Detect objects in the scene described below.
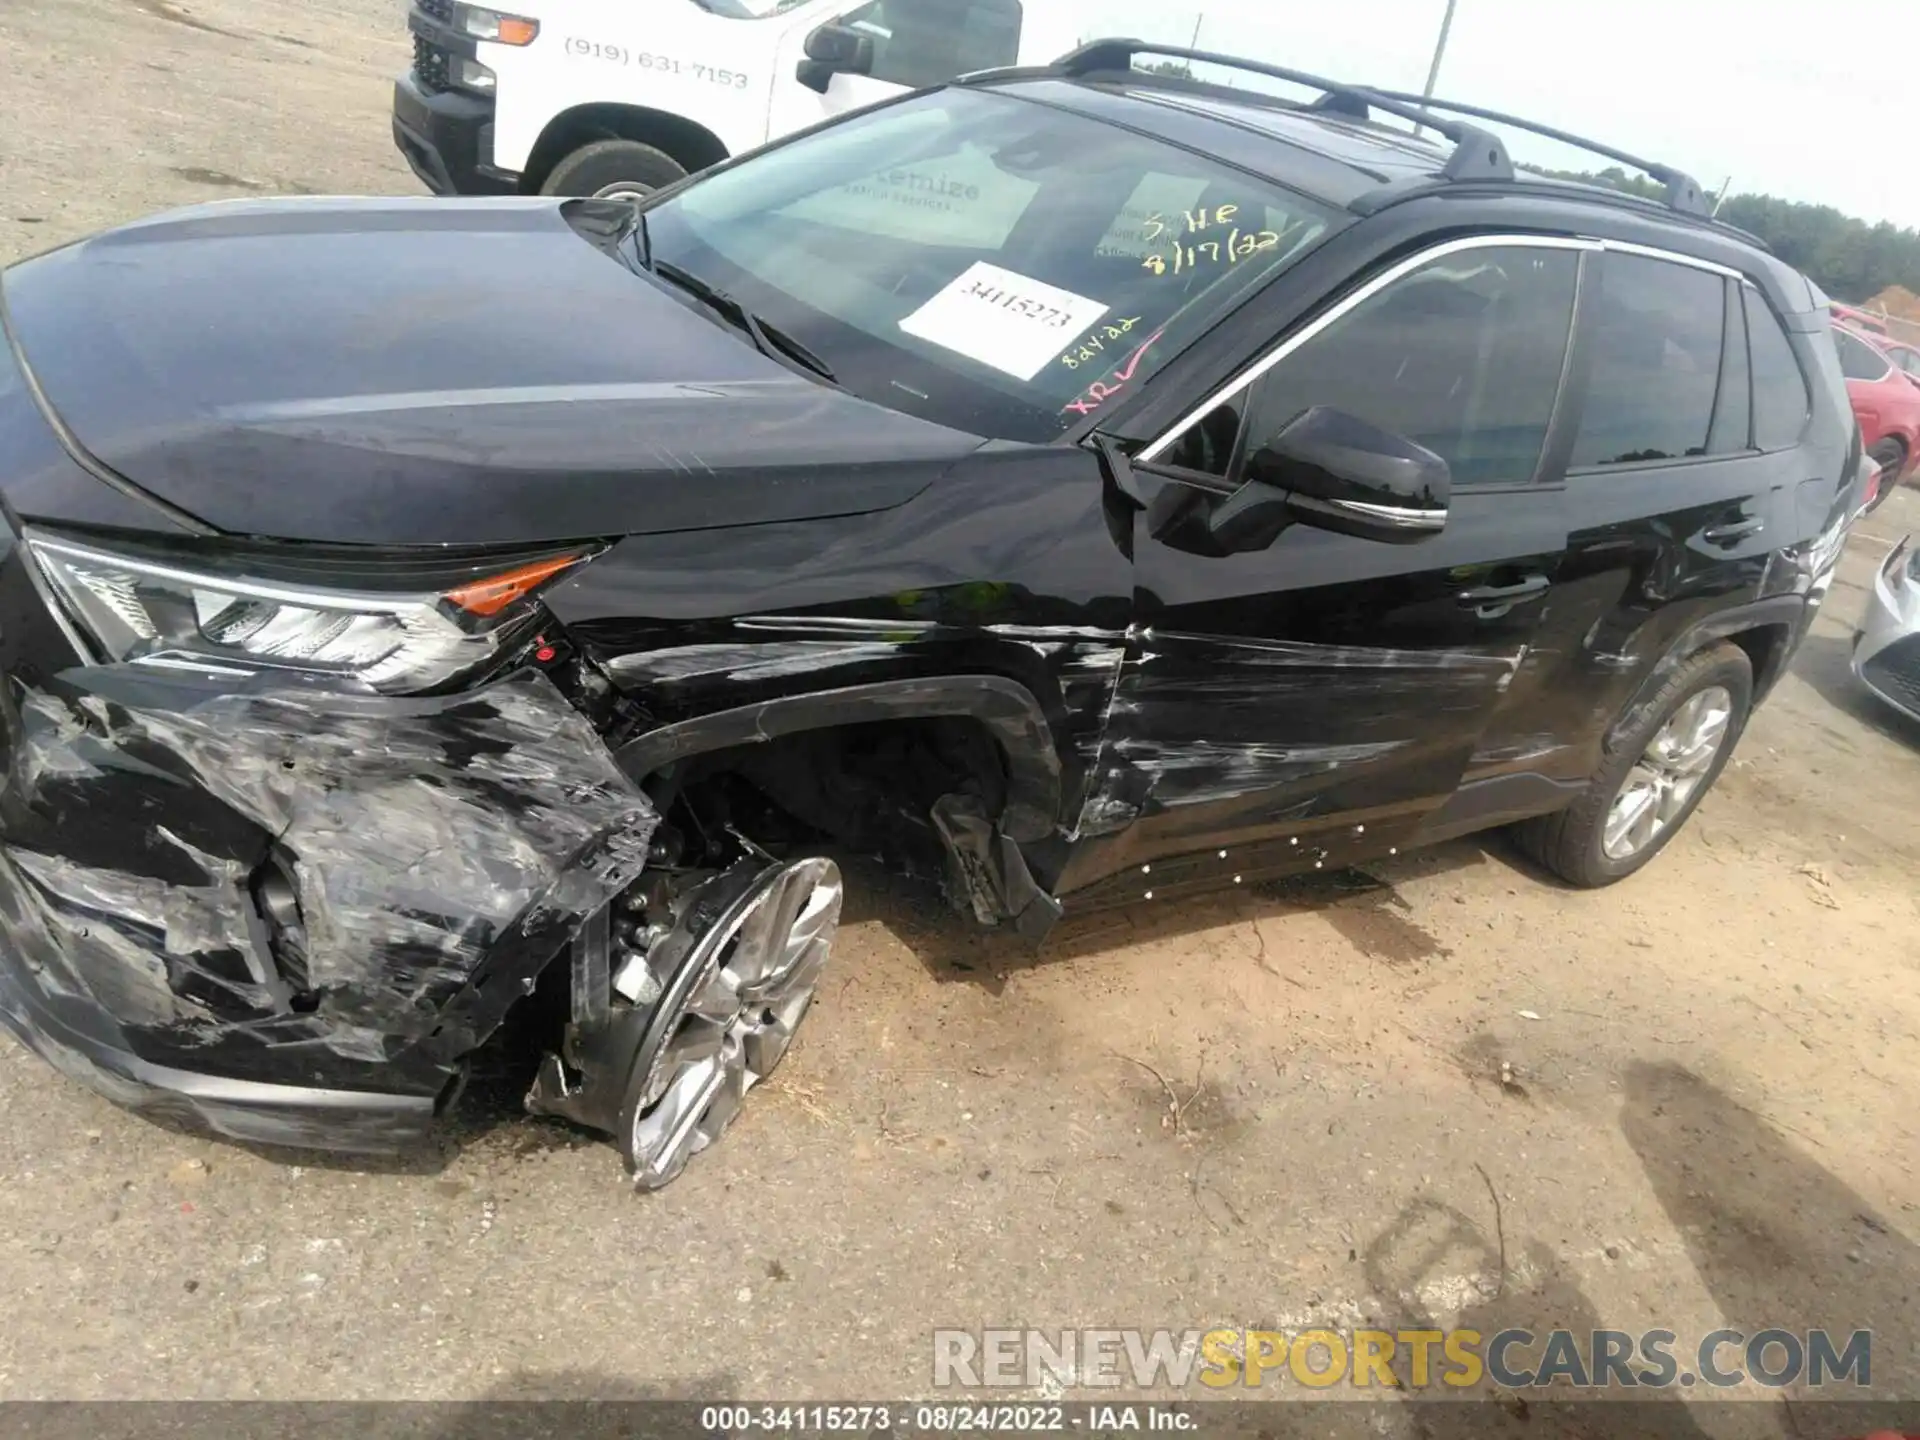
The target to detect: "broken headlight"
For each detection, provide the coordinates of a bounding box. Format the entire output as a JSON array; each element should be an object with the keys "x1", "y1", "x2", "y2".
[{"x1": 24, "y1": 532, "x2": 588, "y2": 694}]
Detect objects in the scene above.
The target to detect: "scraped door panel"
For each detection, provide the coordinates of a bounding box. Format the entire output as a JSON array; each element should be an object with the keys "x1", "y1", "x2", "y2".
[
  {"x1": 1056, "y1": 239, "x2": 1581, "y2": 896},
  {"x1": 1072, "y1": 489, "x2": 1565, "y2": 871}
]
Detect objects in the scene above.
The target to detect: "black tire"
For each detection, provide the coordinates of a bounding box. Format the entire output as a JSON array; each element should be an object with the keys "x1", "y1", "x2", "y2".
[
  {"x1": 1865, "y1": 437, "x2": 1907, "y2": 514},
  {"x1": 539, "y1": 139, "x2": 686, "y2": 200},
  {"x1": 1510, "y1": 642, "x2": 1753, "y2": 887}
]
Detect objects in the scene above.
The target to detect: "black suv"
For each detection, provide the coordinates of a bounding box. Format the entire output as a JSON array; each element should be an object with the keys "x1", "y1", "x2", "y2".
[{"x1": 0, "y1": 42, "x2": 1862, "y2": 1186}]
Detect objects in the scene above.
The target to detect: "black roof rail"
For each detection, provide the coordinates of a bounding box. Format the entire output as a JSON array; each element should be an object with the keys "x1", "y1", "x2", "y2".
[
  {"x1": 1052, "y1": 39, "x2": 1513, "y2": 182},
  {"x1": 1348, "y1": 89, "x2": 1710, "y2": 216},
  {"x1": 1050, "y1": 39, "x2": 1711, "y2": 219}
]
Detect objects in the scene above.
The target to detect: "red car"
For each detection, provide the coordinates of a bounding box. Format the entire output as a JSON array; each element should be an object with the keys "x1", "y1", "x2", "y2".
[
  {"x1": 1834, "y1": 323, "x2": 1920, "y2": 513},
  {"x1": 1882, "y1": 338, "x2": 1920, "y2": 381},
  {"x1": 1832, "y1": 300, "x2": 1892, "y2": 337}
]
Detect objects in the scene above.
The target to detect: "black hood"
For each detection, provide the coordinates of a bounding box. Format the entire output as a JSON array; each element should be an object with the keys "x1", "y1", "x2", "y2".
[{"x1": 0, "y1": 197, "x2": 981, "y2": 547}]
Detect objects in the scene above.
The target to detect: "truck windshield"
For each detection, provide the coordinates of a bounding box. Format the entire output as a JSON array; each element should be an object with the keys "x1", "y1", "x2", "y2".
[{"x1": 641, "y1": 87, "x2": 1340, "y2": 442}]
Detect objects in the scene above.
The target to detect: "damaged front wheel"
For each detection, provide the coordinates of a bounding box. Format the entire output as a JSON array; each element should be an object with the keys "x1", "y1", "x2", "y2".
[{"x1": 616, "y1": 857, "x2": 843, "y2": 1189}]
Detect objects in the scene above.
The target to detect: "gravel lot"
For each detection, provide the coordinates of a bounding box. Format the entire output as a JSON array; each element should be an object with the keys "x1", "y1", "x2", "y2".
[{"x1": 2, "y1": 0, "x2": 1918, "y2": 1429}]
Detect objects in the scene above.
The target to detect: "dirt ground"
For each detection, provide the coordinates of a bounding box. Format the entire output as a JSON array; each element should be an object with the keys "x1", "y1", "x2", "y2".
[{"x1": 1, "y1": 0, "x2": 1917, "y2": 1429}]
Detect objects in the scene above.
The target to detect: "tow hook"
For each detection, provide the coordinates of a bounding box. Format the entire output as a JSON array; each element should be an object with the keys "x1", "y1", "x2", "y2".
[{"x1": 526, "y1": 854, "x2": 843, "y2": 1189}]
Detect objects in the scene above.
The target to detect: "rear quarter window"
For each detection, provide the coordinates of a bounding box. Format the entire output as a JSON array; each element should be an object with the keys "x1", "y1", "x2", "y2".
[{"x1": 1745, "y1": 287, "x2": 1811, "y2": 451}]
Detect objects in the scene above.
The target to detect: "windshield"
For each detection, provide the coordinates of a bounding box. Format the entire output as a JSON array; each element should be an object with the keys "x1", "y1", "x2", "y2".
[{"x1": 641, "y1": 87, "x2": 1339, "y2": 441}]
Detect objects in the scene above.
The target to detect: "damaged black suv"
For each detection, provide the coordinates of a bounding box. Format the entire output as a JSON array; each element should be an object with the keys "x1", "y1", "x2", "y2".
[{"x1": 0, "y1": 42, "x2": 1862, "y2": 1186}]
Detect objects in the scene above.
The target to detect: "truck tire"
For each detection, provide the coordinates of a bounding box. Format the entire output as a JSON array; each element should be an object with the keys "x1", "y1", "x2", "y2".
[
  {"x1": 540, "y1": 140, "x2": 686, "y2": 202},
  {"x1": 1510, "y1": 642, "x2": 1752, "y2": 887}
]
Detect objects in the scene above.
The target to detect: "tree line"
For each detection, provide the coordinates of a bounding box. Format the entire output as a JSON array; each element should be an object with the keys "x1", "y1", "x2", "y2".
[{"x1": 1532, "y1": 167, "x2": 1918, "y2": 305}]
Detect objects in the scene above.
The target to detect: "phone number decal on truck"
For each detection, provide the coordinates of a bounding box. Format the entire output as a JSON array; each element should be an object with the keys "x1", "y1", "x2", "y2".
[{"x1": 564, "y1": 38, "x2": 748, "y2": 88}]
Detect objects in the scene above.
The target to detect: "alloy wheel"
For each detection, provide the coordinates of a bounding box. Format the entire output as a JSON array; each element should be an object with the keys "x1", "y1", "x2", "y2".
[
  {"x1": 591, "y1": 182, "x2": 653, "y2": 205},
  {"x1": 1601, "y1": 686, "x2": 1733, "y2": 861},
  {"x1": 626, "y1": 857, "x2": 842, "y2": 1190}
]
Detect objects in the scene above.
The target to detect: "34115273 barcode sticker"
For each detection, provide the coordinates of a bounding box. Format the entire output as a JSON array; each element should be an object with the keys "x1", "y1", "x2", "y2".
[{"x1": 898, "y1": 262, "x2": 1110, "y2": 381}]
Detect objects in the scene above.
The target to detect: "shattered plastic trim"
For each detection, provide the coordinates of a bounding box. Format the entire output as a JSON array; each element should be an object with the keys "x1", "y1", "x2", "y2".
[{"x1": 0, "y1": 666, "x2": 656, "y2": 1147}]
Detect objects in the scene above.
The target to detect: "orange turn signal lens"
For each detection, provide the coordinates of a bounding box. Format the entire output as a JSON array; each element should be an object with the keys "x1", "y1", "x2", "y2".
[
  {"x1": 497, "y1": 15, "x2": 538, "y2": 45},
  {"x1": 444, "y1": 553, "x2": 580, "y2": 618}
]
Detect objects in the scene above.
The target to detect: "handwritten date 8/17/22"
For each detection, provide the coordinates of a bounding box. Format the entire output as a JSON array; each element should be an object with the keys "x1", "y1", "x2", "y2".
[
  {"x1": 565, "y1": 37, "x2": 748, "y2": 88},
  {"x1": 1135, "y1": 204, "x2": 1304, "y2": 279}
]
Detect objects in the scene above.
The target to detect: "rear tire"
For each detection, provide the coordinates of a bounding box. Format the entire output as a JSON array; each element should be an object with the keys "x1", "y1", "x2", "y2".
[
  {"x1": 1865, "y1": 437, "x2": 1907, "y2": 514},
  {"x1": 1511, "y1": 643, "x2": 1752, "y2": 887},
  {"x1": 539, "y1": 139, "x2": 686, "y2": 202}
]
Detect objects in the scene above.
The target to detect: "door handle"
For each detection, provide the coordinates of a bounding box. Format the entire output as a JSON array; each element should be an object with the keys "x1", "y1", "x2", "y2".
[
  {"x1": 1457, "y1": 573, "x2": 1550, "y2": 617},
  {"x1": 1702, "y1": 518, "x2": 1765, "y2": 547}
]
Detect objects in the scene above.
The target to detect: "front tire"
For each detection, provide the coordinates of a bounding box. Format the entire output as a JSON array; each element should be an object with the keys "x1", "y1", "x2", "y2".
[
  {"x1": 539, "y1": 139, "x2": 687, "y2": 202},
  {"x1": 1512, "y1": 643, "x2": 1752, "y2": 887}
]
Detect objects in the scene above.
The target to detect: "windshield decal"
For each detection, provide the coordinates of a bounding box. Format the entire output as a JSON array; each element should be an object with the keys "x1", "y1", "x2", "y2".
[
  {"x1": 898, "y1": 263, "x2": 1109, "y2": 381},
  {"x1": 1139, "y1": 210, "x2": 1315, "y2": 280},
  {"x1": 1059, "y1": 315, "x2": 1144, "y2": 372},
  {"x1": 1062, "y1": 329, "x2": 1165, "y2": 417}
]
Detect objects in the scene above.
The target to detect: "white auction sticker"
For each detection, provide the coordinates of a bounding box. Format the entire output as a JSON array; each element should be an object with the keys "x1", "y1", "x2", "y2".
[{"x1": 898, "y1": 262, "x2": 1109, "y2": 381}]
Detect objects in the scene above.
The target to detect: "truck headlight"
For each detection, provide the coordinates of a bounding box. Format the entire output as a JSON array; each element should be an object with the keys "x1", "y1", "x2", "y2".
[
  {"x1": 25, "y1": 532, "x2": 588, "y2": 695},
  {"x1": 454, "y1": 5, "x2": 538, "y2": 45}
]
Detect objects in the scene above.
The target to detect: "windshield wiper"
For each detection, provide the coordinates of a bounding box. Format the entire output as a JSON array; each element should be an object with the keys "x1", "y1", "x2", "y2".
[{"x1": 653, "y1": 258, "x2": 837, "y2": 386}]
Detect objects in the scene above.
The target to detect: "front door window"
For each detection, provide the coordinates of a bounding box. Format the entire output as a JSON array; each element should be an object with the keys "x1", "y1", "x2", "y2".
[{"x1": 838, "y1": 0, "x2": 1022, "y2": 89}]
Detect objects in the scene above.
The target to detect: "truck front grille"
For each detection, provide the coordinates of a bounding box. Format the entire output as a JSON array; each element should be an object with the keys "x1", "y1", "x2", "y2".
[
  {"x1": 1862, "y1": 633, "x2": 1920, "y2": 715},
  {"x1": 413, "y1": 34, "x2": 451, "y2": 92},
  {"x1": 418, "y1": 0, "x2": 455, "y2": 21}
]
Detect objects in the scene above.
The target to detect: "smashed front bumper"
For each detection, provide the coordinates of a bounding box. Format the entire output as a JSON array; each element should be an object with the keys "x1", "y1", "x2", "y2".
[
  {"x1": 0, "y1": 643, "x2": 655, "y2": 1152},
  {"x1": 1852, "y1": 536, "x2": 1920, "y2": 723}
]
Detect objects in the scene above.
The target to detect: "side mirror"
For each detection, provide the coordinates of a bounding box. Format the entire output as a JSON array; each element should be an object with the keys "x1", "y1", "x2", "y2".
[
  {"x1": 796, "y1": 22, "x2": 875, "y2": 92},
  {"x1": 1209, "y1": 405, "x2": 1450, "y2": 550}
]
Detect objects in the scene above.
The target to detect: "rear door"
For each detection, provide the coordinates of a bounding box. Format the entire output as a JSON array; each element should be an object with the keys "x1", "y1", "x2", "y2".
[
  {"x1": 1059, "y1": 237, "x2": 1586, "y2": 892},
  {"x1": 1513, "y1": 247, "x2": 1805, "y2": 782}
]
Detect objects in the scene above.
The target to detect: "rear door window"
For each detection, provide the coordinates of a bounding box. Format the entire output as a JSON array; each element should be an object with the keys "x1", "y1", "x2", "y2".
[
  {"x1": 1835, "y1": 327, "x2": 1892, "y2": 381},
  {"x1": 1570, "y1": 253, "x2": 1727, "y2": 468}
]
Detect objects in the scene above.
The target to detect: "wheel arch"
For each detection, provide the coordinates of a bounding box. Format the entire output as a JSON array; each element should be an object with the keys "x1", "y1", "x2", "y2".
[
  {"x1": 521, "y1": 104, "x2": 730, "y2": 193},
  {"x1": 612, "y1": 676, "x2": 1064, "y2": 844},
  {"x1": 1603, "y1": 596, "x2": 1806, "y2": 753}
]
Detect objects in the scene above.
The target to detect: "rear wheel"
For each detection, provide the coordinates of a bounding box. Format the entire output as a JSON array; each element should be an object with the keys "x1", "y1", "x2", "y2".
[
  {"x1": 1865, "y1": 437, "x2": 1907, "y2": 514},
  {"x1": 539, "y1": 139, "x2": 686, "y2": 202},
  {"x1": 1511, "y1": 643, "x2": 1752, "y2": 886}
]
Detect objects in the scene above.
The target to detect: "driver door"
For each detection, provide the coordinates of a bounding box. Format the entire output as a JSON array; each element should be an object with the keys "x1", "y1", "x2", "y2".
[
  {"x1": 1067, "y1": 238, "x2": 1588, "y2": 884},
  {"x1": 770, "y1": 0, "x2": 1022, "y2": 133}
]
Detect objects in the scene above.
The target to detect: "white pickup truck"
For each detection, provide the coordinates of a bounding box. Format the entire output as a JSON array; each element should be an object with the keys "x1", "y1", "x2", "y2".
[{"x1": 392, "y1": 0, "x2": 1153, "y2": 201}]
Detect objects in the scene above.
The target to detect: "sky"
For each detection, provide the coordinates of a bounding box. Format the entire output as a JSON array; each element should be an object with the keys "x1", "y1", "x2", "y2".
[{"x1": 1072, "y1": 0, "x2": 1920, "y2": 230}]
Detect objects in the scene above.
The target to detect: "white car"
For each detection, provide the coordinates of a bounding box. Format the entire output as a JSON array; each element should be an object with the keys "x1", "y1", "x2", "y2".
[
  {"x1": 392, "y1": 0, "x2": 1163, "y2": 201},
  {"x1": 1854, "y1": 533, "x2": 1920, "y2": 722}
]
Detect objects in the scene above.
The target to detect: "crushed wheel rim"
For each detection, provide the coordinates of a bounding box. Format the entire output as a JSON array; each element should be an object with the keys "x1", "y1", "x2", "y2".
[{"x1": 627, "y1": 857, "x2": 842, "y2": 1190}]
